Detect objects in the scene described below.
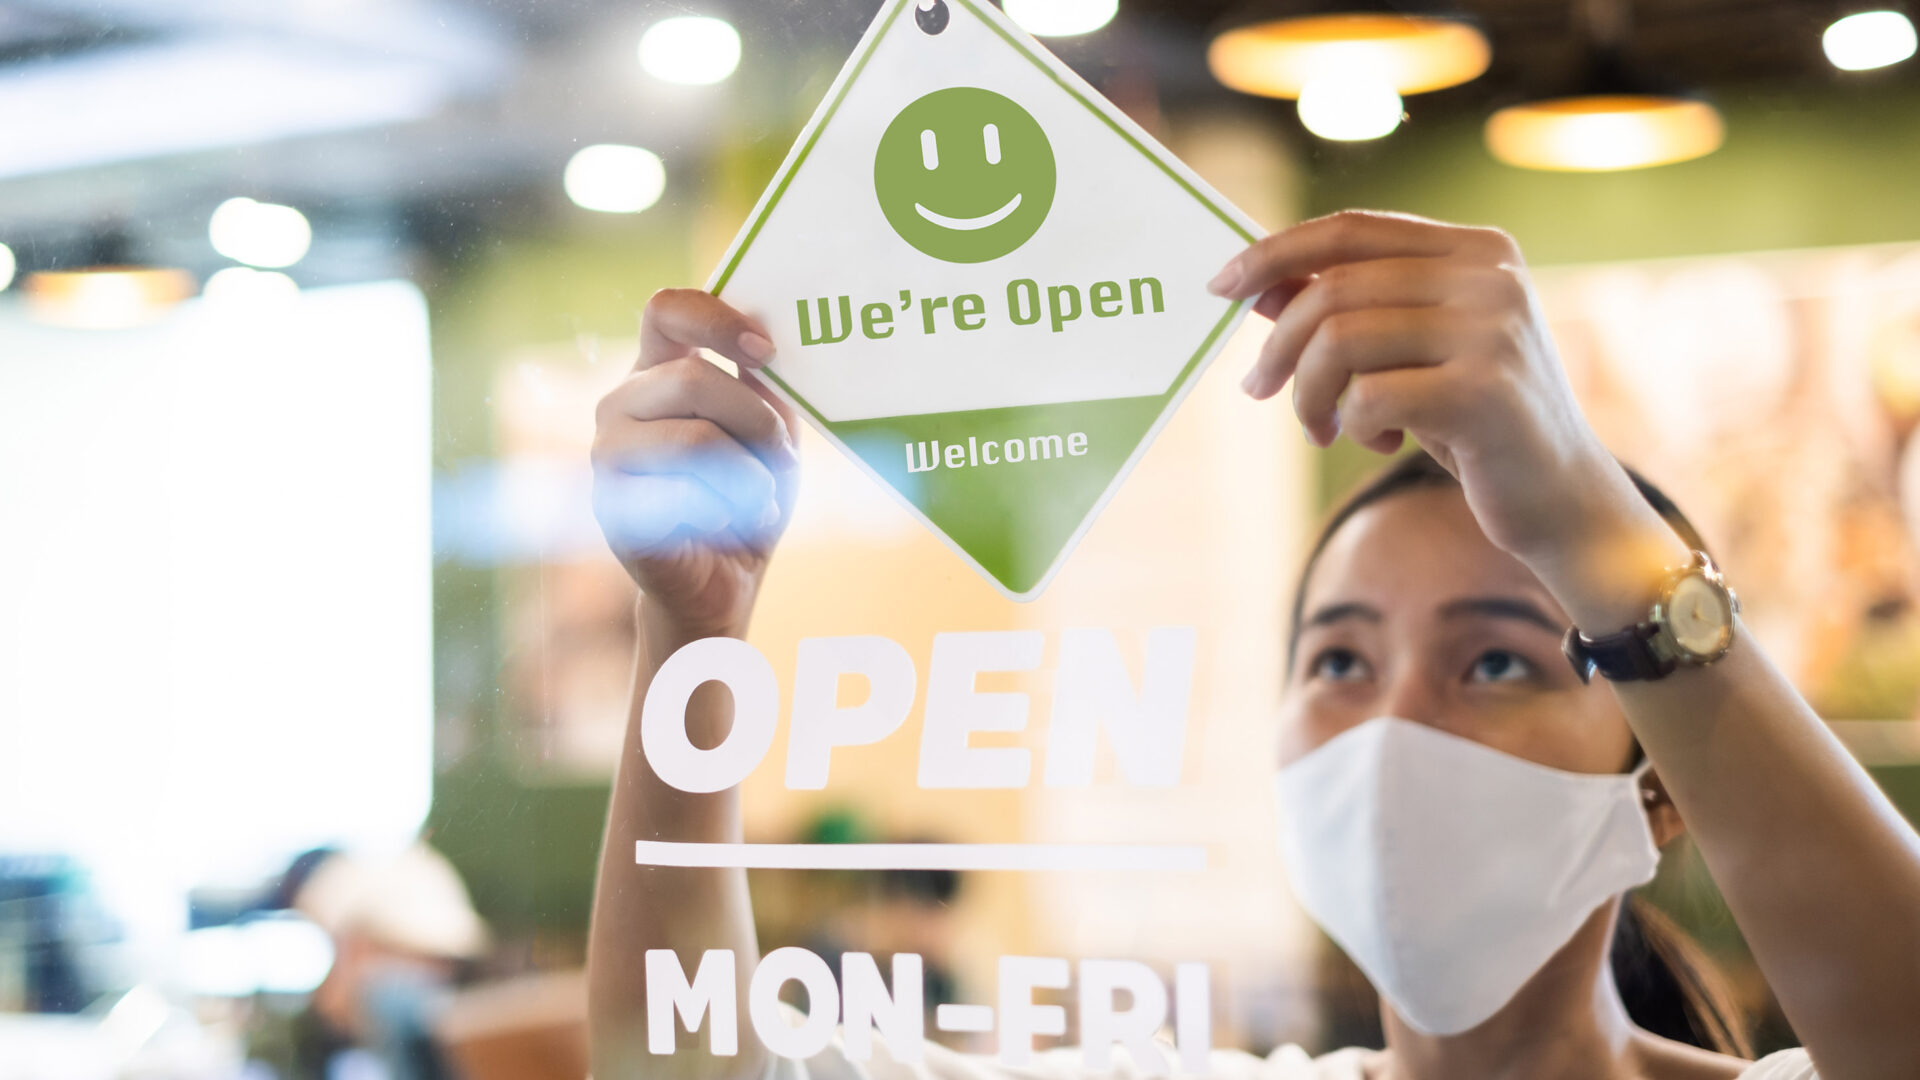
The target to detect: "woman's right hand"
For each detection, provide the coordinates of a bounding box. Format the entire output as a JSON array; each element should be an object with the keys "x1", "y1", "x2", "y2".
[{"x1": 592, "y1": 289, "x2": 798, "y2": 638}]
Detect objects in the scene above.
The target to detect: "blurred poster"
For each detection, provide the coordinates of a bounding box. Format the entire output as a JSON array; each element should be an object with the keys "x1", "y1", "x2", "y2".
[{"x1": 1536, "y1": 244, "x2": 1920, "y2": 724}]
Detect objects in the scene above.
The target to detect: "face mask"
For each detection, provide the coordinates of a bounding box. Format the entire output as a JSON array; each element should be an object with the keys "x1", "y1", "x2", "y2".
[{"x1": 1274, "y1": 716, "x2": 1659, "y2": 1036}]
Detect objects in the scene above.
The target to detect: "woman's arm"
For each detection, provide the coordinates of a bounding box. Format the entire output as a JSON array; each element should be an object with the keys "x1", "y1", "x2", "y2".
[
  {"x1": 1540, "y1": 496, "x2": 1920, "y2": 1080},
  {"x1": 588, "y1": 602, "x2": 765, "y2": 1080},
  {"x1": 1214, "y1": 210, "x2": 1920, "y2": 1079},
  {"x1": 585, "y1": 289, "x2": 796, "y2": 1080}
]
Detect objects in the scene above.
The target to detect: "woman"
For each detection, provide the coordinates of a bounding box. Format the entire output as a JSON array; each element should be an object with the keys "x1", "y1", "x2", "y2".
[{"x1": 586, "y1": 211, "x2": 1920, "y2": 1079}]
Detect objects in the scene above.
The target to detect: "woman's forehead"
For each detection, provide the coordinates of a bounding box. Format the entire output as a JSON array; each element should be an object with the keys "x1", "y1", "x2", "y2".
[{"x1": 1301, "y1": 487, "x2": 1564, "y2": 619}]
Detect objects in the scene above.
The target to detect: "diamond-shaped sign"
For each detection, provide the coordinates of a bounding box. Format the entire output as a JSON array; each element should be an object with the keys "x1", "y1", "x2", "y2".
[{"x1": 707, "y1": 0, "x2": 1260, "y2": 600}]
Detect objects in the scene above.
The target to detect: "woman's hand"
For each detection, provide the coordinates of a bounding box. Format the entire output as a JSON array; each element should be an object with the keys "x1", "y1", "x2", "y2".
[
  {"x1": 592, "y1": 289, "x2": 798, "y2": 638},
  {"x1": 1211, "y1": 210, "x2": 1662, "y2": 579}
]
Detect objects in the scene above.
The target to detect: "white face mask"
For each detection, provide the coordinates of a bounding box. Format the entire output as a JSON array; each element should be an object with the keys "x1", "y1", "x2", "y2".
[{"x1": 1274, "y1": 716, "x2": 1659, "y2": 1036}]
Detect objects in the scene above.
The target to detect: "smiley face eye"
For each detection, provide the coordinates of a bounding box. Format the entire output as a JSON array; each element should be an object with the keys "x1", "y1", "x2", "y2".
[
  {"x1": 984, "y1": 123, "x2": 1001, "y2": 165},
  {"x1": 920, "y1": 129, "x2": 939, "y2": 170}
]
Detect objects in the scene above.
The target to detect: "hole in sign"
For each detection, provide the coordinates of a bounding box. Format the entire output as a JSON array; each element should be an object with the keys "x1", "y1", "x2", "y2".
[{"x1": 915, "y1": 0, "x2": 950, "y2": 35}]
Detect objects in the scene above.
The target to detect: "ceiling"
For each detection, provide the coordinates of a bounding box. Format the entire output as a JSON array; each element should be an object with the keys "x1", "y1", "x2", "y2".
[
  {"x1": 1127, "y1": 0, "x2": 1857, "y2": 93},
  {"x1": 0, "y1": 0, "x2": 1901, "y2": 282}
]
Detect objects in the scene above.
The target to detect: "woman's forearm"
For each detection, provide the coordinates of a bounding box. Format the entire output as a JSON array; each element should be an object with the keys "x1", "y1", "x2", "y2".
[
  {"x1": 1537, "y1": 486, "x2": 1920, "y2": 1078},
  {"x1": 588, "y1": 599, "x2": 764, "y2": 1080}
]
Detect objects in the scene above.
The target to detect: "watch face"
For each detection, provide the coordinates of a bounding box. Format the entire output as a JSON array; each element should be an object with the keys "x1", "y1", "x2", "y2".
[{"x1": 1668, "y1": 574, "x2": 1733, "y2": 657}]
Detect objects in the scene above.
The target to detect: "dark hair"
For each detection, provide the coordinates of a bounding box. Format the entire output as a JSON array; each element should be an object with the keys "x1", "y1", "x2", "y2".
[
  {"x1": 1289, "y1": 450, "x2": 1751, "y2": 1058},
  {"x1": 1287, "y1": 450, "x2": 1709, "y2": 672}
]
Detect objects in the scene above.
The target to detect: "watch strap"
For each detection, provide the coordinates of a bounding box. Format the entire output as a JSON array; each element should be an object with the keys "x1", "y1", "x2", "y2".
[{"x1": 1562, "y1": 621, "x2": 1676, "y2": 684}]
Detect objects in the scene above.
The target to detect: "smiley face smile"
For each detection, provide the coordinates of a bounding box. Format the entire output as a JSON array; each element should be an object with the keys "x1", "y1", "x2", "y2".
[{"x1": 914, "y1": 192, "x2": 1023, "y2": 231}]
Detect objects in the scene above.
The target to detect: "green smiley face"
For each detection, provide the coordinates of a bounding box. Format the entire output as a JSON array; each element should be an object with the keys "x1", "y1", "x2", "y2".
[{"x1": 874, "y1": 87, "x2": 1056, "y2": 263}]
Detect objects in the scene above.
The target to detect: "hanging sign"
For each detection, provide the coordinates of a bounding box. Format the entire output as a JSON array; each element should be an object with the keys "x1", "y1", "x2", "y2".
[{"x1": 708, "y1": 0, "x2": 1261, "y2": 600}]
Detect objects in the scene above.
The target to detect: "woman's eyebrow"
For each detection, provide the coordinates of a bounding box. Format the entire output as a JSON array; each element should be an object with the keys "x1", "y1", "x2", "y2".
[
  {"x1": 1302, "y1": 601, "x2": 1383, "y2": 629},
  {"x1": 1440, "y1": 596, "x2": 1564, "y2": 634}
]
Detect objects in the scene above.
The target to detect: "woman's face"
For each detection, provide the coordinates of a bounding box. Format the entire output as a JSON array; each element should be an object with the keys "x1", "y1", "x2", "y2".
[{"x1": 1279, "y1": 484, "x2": 1638, "y2": 775}]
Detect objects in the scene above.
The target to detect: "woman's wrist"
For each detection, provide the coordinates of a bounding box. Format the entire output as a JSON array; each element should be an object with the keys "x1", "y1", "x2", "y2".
[
  {"x1": 1519, "y1": 462, "x2": 1695, "y2": 634},
  {"x1": 639, "y1": 593, "x2": 754, "y2": 658}
]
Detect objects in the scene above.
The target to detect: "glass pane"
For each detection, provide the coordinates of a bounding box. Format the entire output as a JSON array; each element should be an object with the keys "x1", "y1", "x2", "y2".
[{"x1": 6, "y1": 2, "x2": 1919, "y2": 1078}]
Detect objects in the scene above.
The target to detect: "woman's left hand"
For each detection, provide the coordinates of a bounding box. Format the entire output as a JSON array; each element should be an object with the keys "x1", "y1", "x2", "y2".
[{"x1": 1210, "y1": 209, "x2": 1657, "y2": 575}]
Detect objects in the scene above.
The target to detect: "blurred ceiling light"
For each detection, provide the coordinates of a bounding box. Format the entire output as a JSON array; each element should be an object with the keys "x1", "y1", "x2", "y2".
[
  {"x1": 209, "y1": 198, "x2": 313, "y2": 269},
  {"x1": 1004, "y1": 0, "x2": 1120, "y2": 37},
  {"x1": 638, "y1": 15, "x2": 742, "y2": 85},
  {"x1": 23, "y1": 267, "x2": 195, "y2": 330},
  {"x1": 0, "y1": 243, "x2": 15, "y2": 293},
  {"x1": 1209, "y1": 14, "x2": 1490, "y2": 99},
  {"x1": 564, "y1": 144, "x2": 667, "y2": 214},
  {"x1": 1824, "y1": 10, "x2": 1918, "y2": 70},
  {"x1": 251, "y1": 914, "x2": 337, "y2": 994},
  {"x1": 1297, "y1": 75, "x2": 1405, "y2": 140},
  {"x1": 202, "y1": 266, "x2": 302, "y2": 308},
  {"x1": 1485, "y1": 95, "x2": 1724, "y2": 171},
  {"x1": 0, "y1": 37, "x2": 456, "y2": 180}
]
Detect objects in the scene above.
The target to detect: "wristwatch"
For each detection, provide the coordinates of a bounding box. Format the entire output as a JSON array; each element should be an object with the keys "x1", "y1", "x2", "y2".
[{"x1": 1562, "y1": 550, "x2": 1740, "y2": 683}]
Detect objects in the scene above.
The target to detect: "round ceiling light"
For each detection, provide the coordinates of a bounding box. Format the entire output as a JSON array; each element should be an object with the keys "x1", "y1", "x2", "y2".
[
  {"x1": 1484, "y1": 94, "x2": 1724, "y2": 172},
  {"x1": 1824, "y1": 10, "x2": 1918, "y2": 71},
  {"x1": 209, "y1": 198, "x2": 313, "y2": 269},
  {"x1": 1297, "y1": 76, "x2": 1405, "y2": 141},
  {"x1": 1209, "y1": 13, "x2": 1490, "y2": 99},
  {"x1": 639, "y1": 15, "x2": 742, "y2": 85},
  {"x1": 0, "y1": 242, "x2": 15, "y2": 293},
  {"x1": 1004, "y1": 0, "x2": 1119, "y2": 37},
  {"x1": 564, "y1": 144, "x2": 667, "y2": 214}
]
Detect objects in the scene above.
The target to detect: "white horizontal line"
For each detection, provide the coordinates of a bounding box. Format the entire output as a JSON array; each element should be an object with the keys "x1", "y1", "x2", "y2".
[
  {"x1": 935, "y1": 1004, "x2": 994, "y2": 1033},
  {"x1": 635, "y1": 842, "x2": 1206, "y2": 872}
]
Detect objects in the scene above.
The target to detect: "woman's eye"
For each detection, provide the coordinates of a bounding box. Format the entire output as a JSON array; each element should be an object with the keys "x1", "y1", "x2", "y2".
[
  {"x1": 1468, "y1": 649, "x2": 1536, "y2": 684},
  {"x1": 1308, "y1": 647, "x2": 1369, "y2": 682}
]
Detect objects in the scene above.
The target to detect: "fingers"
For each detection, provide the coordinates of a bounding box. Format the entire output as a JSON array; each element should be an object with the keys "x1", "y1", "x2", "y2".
[
  {"x1": 593, "y1": 473, "x2": 738, "y2": 554},
  {"x1": 1242, "y1": 258, "x2": 1459, "y2": 399},
  {"x1": 638, "y1": 288, "x2": 776, "y2": 372},
  {"x1": 1253, "y1": 278, "x2": 1309, "y2": 321},
  {"x1": 740, "y1": 370, "x2": 799, "y2": 449},
  {"x1": 592, "y1": 419, "x2": 784, "y2": 562},
  {"x1": 1336, "y1": 364, "x2": 1465, "y2": 454},
  {"x1": 599, "y1": 357, "x2": 797, "y2": 472},
  {"x1": 1290, "y1": 308, "x2": 1467, "y2": 446},
  {"x1": 595, "y1": 417, "x2": 780, "y2": 519},
  {"x1": 1210, "y1": 210, "x2": 1517, "y2": 303}
]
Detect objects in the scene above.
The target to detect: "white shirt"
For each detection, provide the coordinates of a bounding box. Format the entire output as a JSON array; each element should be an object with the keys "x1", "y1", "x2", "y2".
[{"x1": 765, "y1": 1034, "x2": 1818, "y2": 1080}]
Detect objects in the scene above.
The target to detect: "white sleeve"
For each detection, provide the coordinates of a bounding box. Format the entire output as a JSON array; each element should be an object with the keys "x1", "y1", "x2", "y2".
[{"x1": 1737, "y1": 1048, "x2": 1818, "y2": 1080}]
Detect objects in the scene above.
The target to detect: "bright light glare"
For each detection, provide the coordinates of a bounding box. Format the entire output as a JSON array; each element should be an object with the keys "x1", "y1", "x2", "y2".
[
  {"x1": 0, "y1": 243, "x2": 14, "y2": 292},
  {"x1": 1004, "y1": 0, "x2": 1120, "y2": 37},
  {"x1": 638, "y1": 16, "x2": 741, "y2": 85},
  {"x1": 181, "y1": 916, "x2": 334, "y2": 997},
  {"x1": 1824, "y1": 11, "x2": 1918, "y2": 70},
  {"x1": 203, "y1": 266, "x2": 300, "y2": 308},
  {"x1": 1297, "y1": 76, "x2": 1404, "y2": 141},
  {"x1": 100, "y1": 985, "x2": 170, "y2": 1054},
  {"x1": 0, "y1": 279, "x2": 434, "y2": 881},
  {"x1": 0, "y1": 38, "x2": 459, "y2": 180},
  {"x1": 564, "y1": 144, "x2": 667, "y2": 214},
  {"x1": 252, "y1": 915, "x2": 337, "y2": 994},
  {"x1": 209, "y1": 198, "x2": 313, "y2": 269}
]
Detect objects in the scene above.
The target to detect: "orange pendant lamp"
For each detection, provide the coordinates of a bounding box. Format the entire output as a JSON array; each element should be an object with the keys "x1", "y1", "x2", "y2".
[
  {"x1": 1207, "y1": 5, "x2": 1491, "y2": 141},
  {"x1": 1484, "y1": 0, "x2": 1724, "y2": 171}
]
